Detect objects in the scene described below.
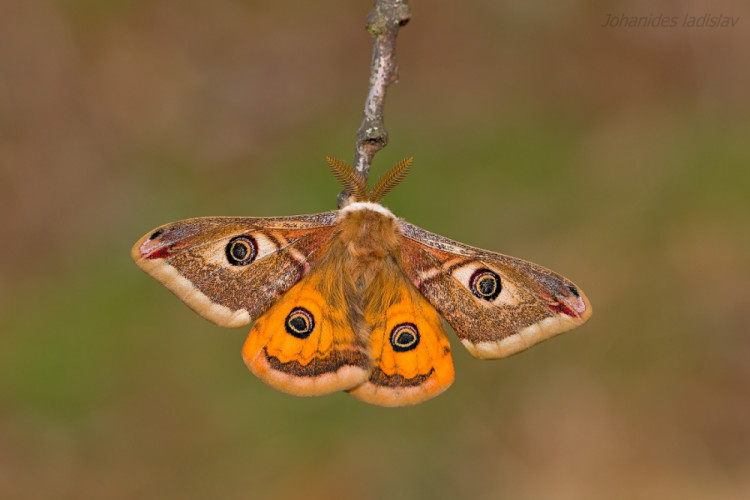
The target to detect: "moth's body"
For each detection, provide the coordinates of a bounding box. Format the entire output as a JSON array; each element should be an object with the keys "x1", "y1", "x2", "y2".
[
  {"x1": 241, "y1": 201, "x2": 455, "y2": 405},
  {"x1": 133, "y1": 158, "x2": 592, "y2": 406},
  {"x1": 333, "y1": 203, "x2": 401, "y2": 339},
  {"x1": 337, "y1": 202, "x2": 400, "y2": 297}
]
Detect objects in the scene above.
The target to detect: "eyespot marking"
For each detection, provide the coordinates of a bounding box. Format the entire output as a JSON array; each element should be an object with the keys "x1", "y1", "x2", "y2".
[
  {"x1": 567, "y1": 284, "x2": 580, "y2": 298},
  {"x1": 285, "y1": 307, "x2": 315, "y2": 339},
  {"x1": 148, "y1": 229, "x2": 164, "y2": 241},
  {"x1": 390, "y1": 323, "x2": 420, "y2": 352},
  {"x1": 469, "y1": 269, "x2": 502, "y2": 301},
  {"x1": 225, "y1": 235, "x2": 257, "y2": 266}
]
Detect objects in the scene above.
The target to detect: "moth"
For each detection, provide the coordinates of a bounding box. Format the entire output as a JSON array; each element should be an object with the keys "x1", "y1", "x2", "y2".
[{"x1": 132, "y1": 158, "x2": 592, "y2": 406}]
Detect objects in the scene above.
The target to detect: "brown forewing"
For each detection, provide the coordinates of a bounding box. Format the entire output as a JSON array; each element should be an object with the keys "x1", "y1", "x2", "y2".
[
  {"x1": 132, "y1": 213, "x2": 337, "y2": 326},
  {"x1": 396, "y1": 220, "x2": 592, "y2": 357}
]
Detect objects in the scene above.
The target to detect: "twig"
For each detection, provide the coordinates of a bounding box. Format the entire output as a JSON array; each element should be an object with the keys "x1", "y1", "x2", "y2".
[{"x1": 339, "y1": 0, "x2": 410, "y2": 206}]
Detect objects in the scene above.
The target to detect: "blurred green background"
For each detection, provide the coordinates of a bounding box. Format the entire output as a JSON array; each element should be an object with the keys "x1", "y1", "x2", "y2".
[{"x1": 2, "y1": 0, "x2": 749, "y2": 498}]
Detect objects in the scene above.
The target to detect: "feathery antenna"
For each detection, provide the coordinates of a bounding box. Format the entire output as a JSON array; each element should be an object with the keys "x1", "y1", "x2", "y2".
[
  {"x1": 326, "y1": 157, "x2": 369, "y2": 202},
  {"x1": 369, "y1": 157, "x2": 413, "y2": 202},
  {"x1": 328, "y1": 156, "x2": 413, "y2": 203}
]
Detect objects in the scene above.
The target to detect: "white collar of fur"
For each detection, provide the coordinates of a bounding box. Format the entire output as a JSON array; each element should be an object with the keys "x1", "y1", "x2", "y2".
[{"x1": 339, "y1": 201, "x2": 394, "y2": 218}]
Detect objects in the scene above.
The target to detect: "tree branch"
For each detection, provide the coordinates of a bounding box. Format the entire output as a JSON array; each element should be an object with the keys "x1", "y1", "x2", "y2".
[{"x1": 339, "y1": 0, "x2": 410, "y2": 206}]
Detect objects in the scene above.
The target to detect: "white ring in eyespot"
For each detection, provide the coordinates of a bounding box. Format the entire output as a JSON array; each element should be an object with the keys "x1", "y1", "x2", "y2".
[
  {"x1": 469, "y1": 269, "x2": 501, "y2": 300},
  {"x1": 285, "y1": 307, "x2": 315, "y2": 339},
  {"x1": 390, "y1": 323, "x2": 420, "y2": 352},
  {"x1": 449, "y1": 262, "x2": 524, "y2": 307},
  {"x1": 225, "y1": 236, "x2": 257, "y2": 265}
]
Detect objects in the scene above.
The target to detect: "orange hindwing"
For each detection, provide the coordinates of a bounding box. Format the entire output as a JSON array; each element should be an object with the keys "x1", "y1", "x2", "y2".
[
  {"x1": 242, "y1": 256, "x2": 370, "y2": 396},
  {"x1": 349, "y1": 262, "x2": 454, "y2": 406}
]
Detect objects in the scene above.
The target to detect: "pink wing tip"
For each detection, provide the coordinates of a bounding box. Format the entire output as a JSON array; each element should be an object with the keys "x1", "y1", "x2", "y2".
[
  {"x1": 135, "y1": 229, "x2": 175, "y2": 260},
  {"x1": 544, "y1": 285, "x2": 589, "y2": 318}
]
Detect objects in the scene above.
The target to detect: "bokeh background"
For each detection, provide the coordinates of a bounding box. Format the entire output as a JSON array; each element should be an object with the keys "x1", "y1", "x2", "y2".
[{"x1": 2, "y1": 0, "x2": 749, "y2": 498}]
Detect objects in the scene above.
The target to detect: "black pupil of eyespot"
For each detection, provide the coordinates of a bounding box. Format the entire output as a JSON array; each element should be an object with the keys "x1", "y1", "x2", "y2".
[
  {"x1": 232, "y1": 242, "x2": 248, "y2": 260},
  {"x1": 478, "y1": 275, "x2": 496, "y2": 295},
  {"x1": 397, "y1": 331, "x2": 415, "y2": 345},
  {"x1": 148, "y1": 229, "x2": 163, "y2": 240},
  {"x1": 289, "y1": 315, "x2": 308, "y2": 331}
]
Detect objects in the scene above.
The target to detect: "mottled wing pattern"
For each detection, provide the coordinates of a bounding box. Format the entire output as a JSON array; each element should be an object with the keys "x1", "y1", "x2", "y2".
[
  {"x1": 131, "y1": 213, "x2": 337, "y2": 327},
  {"x1": 397, "y1": 221, "x2": 593, "y2": 359}
]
